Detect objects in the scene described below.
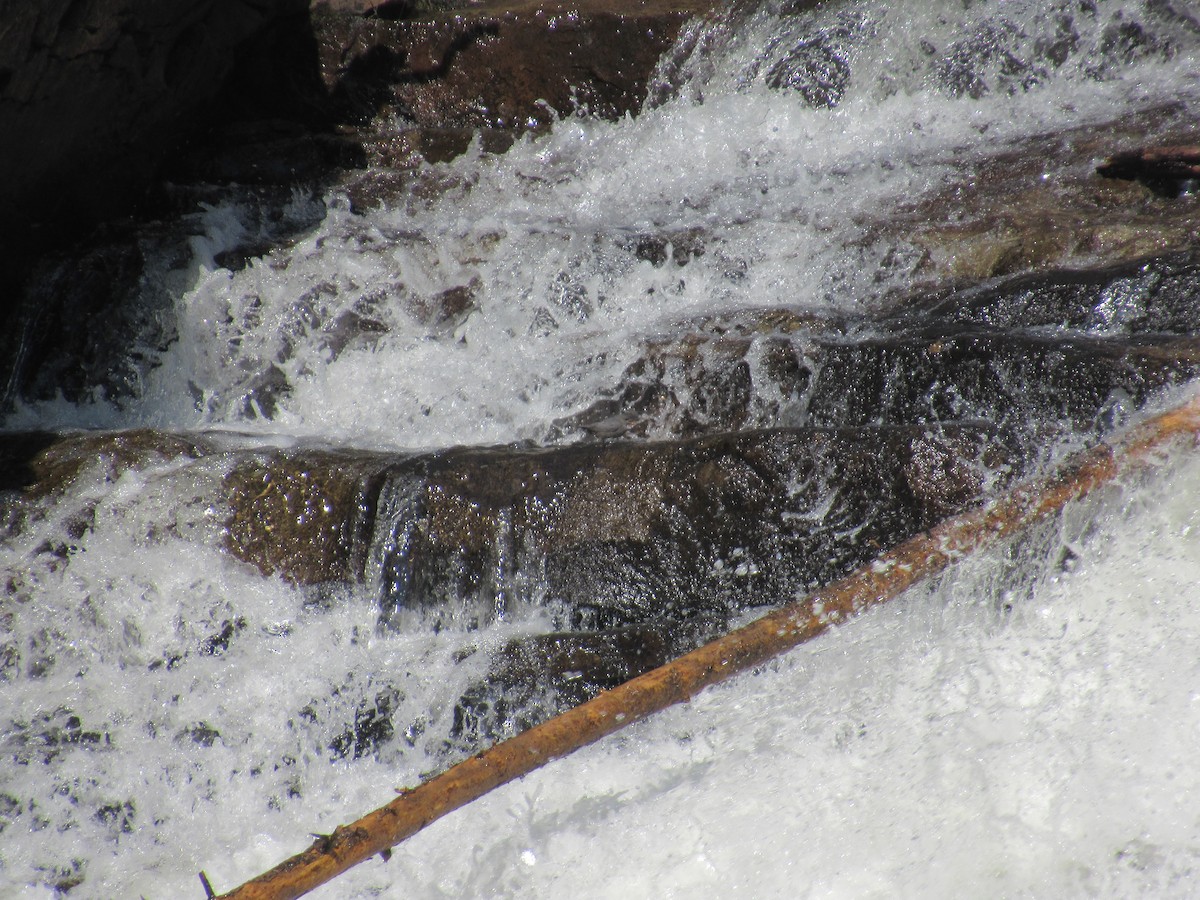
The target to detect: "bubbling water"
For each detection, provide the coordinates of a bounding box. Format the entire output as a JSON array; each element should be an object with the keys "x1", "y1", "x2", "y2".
[
  {"x1": 3, "y1": 0, "x2": 1200, "y2": 896},
  {"x1": 10, "y1": 0, "x2": 1198, "y2": 448}
]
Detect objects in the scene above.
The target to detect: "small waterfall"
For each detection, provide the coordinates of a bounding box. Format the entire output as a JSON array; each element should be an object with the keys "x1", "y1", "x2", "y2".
[{"x1": 3, "y1": 0, "x2": 1200, "y2": 895}]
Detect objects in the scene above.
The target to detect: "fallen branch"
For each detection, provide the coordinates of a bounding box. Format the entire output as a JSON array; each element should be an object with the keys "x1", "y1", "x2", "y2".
[{"x1": 213, "y1": 391, "x2": 1200, "y2": 900}]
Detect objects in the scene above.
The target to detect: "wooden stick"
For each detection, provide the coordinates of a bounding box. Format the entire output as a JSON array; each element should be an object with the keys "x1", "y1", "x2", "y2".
[{"x1": 214, "y1": 392, "x2": 1200, "y2": 900}]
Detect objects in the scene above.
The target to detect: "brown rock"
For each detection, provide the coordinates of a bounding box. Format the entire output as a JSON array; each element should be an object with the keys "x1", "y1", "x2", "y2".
[
  {"x1": 859, "y1": 105, "x2": 1200, "y2": 290},
  {"x1": 1098, "y1": 144, "x2": 1200, "y2": 197},
  {"x1": 223, "y1": 451, "x2": 387, "y2": 584},
  {"x1": 314, "y1": 0, "x2": 717, "y2": 129}
]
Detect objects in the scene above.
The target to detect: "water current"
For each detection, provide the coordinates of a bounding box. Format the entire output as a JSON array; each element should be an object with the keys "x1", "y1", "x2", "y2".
[{"x1": 4, "y1": 0, "x2": 1200, "y2": 896}]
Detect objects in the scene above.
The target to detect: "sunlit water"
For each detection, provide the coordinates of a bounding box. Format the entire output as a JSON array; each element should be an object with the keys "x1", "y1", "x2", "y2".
[{"x1": 4, "y1": 0, "x2": 1200, "y2": 896}]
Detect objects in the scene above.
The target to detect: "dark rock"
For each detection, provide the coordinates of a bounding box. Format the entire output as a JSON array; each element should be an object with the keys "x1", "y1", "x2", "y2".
[
  {"x1": 0, "y1": 432, "x2": 60, "y2": 492},
  {"x1": 170, "y1": 122, "x2": 367, "y2": 186},
  {"x1": 900, "y1": 251, "x2": 1200, "y2": 334},
  {"x1": 0, "y1": 0, "x2": 334, "y2": 412},
  {"x1": 4, "y1": 707, "x2": 105, "y2": 766},
  {"x1": 1, "y1": 0, "x2": 715, "y2": 414},
  {"x1": 451, "y1": 617, "x2": 721, "y2": 744},
  {"x1": 370, "y1": 424, "x2": 1018, "y2": 632},
  {"x1": 0, "y1": 0, "x2": 312, "y2": 259},
  {"x1": 1098, "y1": 144, "x2": 1200, "y2": 197},
  {"x1": 176, "y1": 723, "x2": 222, "y2": 748},
  {"x1": 223, "y1": 450, "x2": 388, "y2": 584},
  {"x1": 562, "y1": 255, "x2": 1200, "y2": 443},
  {"x1": 761, "y1": 10, "x2": 858, "y2": 107},
  {"x1": 11, "y1": 224, "x2": 175, "y2": 408},
  {"x1": 314, "y1": 0, "x2": 715, "y2": 129},
  {"x1": 329, "y1": 686, "x2": 403, "y2": 759}
]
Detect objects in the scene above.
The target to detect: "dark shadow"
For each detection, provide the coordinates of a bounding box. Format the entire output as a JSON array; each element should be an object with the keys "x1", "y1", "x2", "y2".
[{"x1": 0, "y1": 2, "x2": 366, "y2": 413}]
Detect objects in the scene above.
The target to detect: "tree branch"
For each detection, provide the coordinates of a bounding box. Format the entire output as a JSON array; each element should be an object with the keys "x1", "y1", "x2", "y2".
[{"x1": 213, "y1": 391, "x2": 1200, "y2": 900}]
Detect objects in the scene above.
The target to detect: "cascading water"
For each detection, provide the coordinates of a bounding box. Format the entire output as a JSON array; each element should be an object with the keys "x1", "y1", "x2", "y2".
[{"x1": 4, "y1": 0, "x2": 1200, "y2": 896}]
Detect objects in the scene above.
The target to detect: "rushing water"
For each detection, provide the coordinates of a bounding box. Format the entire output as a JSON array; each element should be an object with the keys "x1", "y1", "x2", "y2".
[{"x1": 4, "y1": 0, "x2": 1200, "y2": 896}]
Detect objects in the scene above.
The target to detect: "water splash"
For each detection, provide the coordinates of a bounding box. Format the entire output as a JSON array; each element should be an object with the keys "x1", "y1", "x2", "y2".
[{"x1": 3, "y1": 0, "x2": 1200, "y2": 895}]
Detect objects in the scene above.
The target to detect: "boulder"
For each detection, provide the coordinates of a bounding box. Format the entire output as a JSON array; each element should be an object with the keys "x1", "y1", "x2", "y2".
[
  {"x1": 562, "y1": 253, "x2": 1200, "y2": 443},
  {"x1": 313, "y1": 0, "x2": 715, "y2": 129}
]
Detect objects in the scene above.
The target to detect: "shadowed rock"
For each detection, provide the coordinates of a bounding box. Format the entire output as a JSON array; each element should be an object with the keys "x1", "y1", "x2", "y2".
[
  {"x1": 562, "y1": 254, "x2": 1200, "y2": 444},
  {"x1": 314, "y1": 0, "x2": 715, "y2": 129},
  {"x1": 1098, "y1": 145, "x2": 1200, "y2": 197}
]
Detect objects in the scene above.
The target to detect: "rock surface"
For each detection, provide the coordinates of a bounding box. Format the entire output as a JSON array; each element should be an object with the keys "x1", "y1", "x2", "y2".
[
  {"x1": 1, "y1": 0, "x2": 717, "y2": 411},
  {"x1": 562, "y1": 253, "x2": 1200, "y2": 442},
  {"x1": 312, "y1": 0, "x2": 709, "y2": 129},
  {"x1": 0, "y1": 0, "x2": 310, "y2": 258}
]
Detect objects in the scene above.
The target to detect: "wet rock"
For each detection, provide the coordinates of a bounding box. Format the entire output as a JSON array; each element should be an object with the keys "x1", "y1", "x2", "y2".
[
  {"x1": 223, "y1": 450, "x2": 388, "y2": 584},
  {"x1": 1098, "y1": 144, "x2": 1200, "y2": 198},
  {"x1": 314, "y1": 0, "x2": 716, "y2": 130},
  {"x1": 564, "y1": 326, "x2": 1200, "y2": 445},
  {"x1": 900, "y1": 251, "x2": 1200, "y2": 334},
  {"x1": 3, "y1": 708, "x2": 106, "y2": 767},
  {"x1": 801, "y1": 331, "x2": 1198, "y2": 437},
  {"x1": 404, "y1": 277, "x2": 481, "y2": 334},
  {"x1": 11, "y1": 226, "x2": 170, "y2": 408},
  {"x1": 8, "y1": 430, "x2": 208, "y2": 503},
  {"x1": 620, "y1": 227, "x2": 708, "y2": 267},
  {"x1": 563, "y1": 255, "x2": 1200, "y2": 443},
  {"x1": 370, "y1": 424, "x2": 1018, "y2": 632},
  {"x1": 3, "y1": 0, "x2": 712, "y2": 413},
  {"x1": 2, "y1": 419, "x2": 1009, "y2": 633},
  {"x1": 0, "y1": 433, "x2": 62, "y2": 493},
  {"x1": 176, "y1": 723, "x2": 222, "y2": 748},
  {"x1": 865, "y1": 106, "x2": 1200, "y2": 290},
  {"x1": 170, "y1": 122, "x2": 367, "y2": 186},
  {"x1": 328, "y1": 686, "x2": 403, "y2": 759},
  {"x1": 6, "y1": 182, "x2": 331, "y2": 410},
  {"x1": 451, "y1": 616, "x2": 721, "y2": 744},
  {"x1": 759, "y1": 7, "x2": 859, "y2": 107}
]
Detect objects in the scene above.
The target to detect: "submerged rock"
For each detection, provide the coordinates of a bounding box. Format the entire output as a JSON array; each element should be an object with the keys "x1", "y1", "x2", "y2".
[{"x1": 562, "y1": 254, "x2": 1200, "y2": 443}]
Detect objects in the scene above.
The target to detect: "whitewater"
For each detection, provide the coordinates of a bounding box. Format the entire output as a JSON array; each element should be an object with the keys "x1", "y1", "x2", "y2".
[{"x1": 4, "y1": 0, "x2": 1200, "y2": 896}]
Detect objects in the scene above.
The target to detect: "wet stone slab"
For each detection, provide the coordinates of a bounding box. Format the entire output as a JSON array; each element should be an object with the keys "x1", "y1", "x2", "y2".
[
  {"x1": 5, "y1": 245, "x2": 1200, "y2": 747},
  {"x1": 366, "y1": 423, "x2": 1018, "y2": 633},
  {"x1": 562, "y1": 252, "x2": 1200, "y2": 443}
]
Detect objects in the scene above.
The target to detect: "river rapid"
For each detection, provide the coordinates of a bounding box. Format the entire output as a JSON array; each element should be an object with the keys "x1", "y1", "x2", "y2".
[{"x1": 4, "y1": 0, "x2": 1200, "y2": 896}]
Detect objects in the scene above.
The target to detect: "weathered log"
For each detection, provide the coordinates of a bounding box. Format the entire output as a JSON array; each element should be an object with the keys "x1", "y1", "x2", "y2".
[{"x1": 210, "y1": 389, "x2": 1200, "y2": 900}]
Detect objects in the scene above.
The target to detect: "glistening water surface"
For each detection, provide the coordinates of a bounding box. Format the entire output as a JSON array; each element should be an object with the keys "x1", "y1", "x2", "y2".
[{"x1": 3, "y1": 0, "x2": 1200, "y2": 896}]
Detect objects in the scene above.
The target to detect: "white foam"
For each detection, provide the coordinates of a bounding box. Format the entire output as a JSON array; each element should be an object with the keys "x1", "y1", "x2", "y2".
[
  {"x1": 4, "y1": 1, "x2": 1200, "y2": 895},
  {"x1": 11, "y1": 1, "x2": 1195, "y2": 448}
]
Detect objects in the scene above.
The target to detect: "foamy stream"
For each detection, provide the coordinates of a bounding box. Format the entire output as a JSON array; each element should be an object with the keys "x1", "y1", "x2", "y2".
[{"x1": 4, "y1": 0, "x2": 1200, "y2": 896}]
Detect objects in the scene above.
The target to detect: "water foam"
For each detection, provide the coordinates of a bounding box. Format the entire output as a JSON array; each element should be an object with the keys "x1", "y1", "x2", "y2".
[{"x1": 3, "y1": 0, "x2": 1200, "y2": 895}]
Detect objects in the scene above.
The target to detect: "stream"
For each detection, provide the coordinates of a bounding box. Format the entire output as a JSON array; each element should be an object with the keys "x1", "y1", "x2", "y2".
[{"x1": 4, "y1": 0, "x2": 1200, "y2": 896}]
